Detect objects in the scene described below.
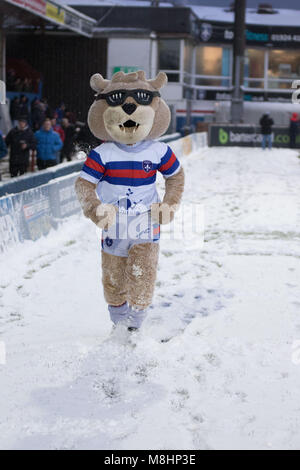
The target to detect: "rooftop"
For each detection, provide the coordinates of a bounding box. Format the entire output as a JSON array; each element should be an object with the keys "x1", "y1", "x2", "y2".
[{"x1": 58, "y1": 1, "x2": 300, "y2": 27}]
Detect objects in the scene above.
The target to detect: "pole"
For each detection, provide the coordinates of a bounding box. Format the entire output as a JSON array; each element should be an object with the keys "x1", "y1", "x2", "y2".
[
  {"x1": 230, "y1": 0, "x2": 246, "y2": 123},
  {"x1": 0, "y1": 11, "x2": 5, "y2": 83}
]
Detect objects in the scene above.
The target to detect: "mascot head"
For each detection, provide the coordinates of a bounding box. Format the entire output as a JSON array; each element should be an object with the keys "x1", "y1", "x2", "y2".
[{"x1": 88, "y1": 70, "x2": 171, "y2": 145}]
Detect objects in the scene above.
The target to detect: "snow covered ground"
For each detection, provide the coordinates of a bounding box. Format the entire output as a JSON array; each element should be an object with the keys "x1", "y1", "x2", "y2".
[{"x1": 1, "y1": 146, "x2": 300, "y2": 450}]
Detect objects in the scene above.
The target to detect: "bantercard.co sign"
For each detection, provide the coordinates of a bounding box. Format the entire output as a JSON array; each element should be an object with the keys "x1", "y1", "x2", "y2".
[{"x1": 210, "y1": 125, "x2": 300, "y2": 148}]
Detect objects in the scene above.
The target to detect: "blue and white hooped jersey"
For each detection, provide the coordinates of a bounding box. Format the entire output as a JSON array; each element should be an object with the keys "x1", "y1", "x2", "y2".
[{"x1": 79, "y1": 140, "x2": 181, "y2": 215}]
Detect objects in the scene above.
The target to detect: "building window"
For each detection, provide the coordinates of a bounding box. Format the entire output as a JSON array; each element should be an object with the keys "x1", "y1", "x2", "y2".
[
  {"x1": 158, "y1": 39, "x2": 180, "y2": 82},
  {"x1": 195, "y1": 46, "x2": 231, "y2": 87},
  {"x1": 268, "y1": 49, "x2": 300, "y2": 89},
  {"x1": 244, "y1": 48, "x2": 265, "y2": 88}
]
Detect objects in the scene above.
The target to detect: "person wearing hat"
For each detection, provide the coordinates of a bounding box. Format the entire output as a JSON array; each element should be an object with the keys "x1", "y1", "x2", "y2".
[
  {"x1": 289, "y1": 112, "x2": 299, "y2": 149},
  {"x1": 259, "y1": 112, "x2": 274, "y2": 150},
  {"x1": 5, "y1": 117, "x2": 36, "y2": 177}
]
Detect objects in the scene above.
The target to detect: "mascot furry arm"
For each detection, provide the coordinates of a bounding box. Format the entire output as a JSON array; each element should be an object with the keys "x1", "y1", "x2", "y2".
[{"x1": 75, "y1": 167, "x2": 184, "y2": 227}]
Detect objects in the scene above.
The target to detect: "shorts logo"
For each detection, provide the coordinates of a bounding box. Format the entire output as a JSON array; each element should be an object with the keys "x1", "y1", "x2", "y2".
[
  {"x1": 142, "y1": 160, "x2": 153, "y2": 173},
  {"x1": 105, "y1": 236, "x2": 113, "y2": 247}
]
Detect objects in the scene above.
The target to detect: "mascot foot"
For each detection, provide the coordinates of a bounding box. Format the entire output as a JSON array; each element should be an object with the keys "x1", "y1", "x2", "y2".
[
  {"x1": 108, "y1": 303, "x2": 148, "y2": 330},
  {"x1": 127, "y1": 305, "x2": 147, "y2": 329},
  {"x1": 108, "y1": 302, "x2": 129, "y2": 325}
]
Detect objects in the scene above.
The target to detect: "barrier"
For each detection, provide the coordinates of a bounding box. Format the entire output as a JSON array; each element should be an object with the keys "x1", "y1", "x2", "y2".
[
  {"x1": 0, "y1": 173, "x2": 80, "y2": 253},
  {"x1": 0, "y1": 132, "x2": 207, "y2": 252},
  {"x1": 209, "y1": 124, "x2": 300, "y2": 148},
  {"x1": 170, "y1": 132, "x2": 207, "y2": 159},
  {"x1": 0, "y1": 160, "x2": 84, "y2": 198}
]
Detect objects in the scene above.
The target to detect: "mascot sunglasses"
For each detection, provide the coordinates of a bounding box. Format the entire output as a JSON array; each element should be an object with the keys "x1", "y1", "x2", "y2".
[{"x1": 96, "y1": 89, "x2": 161, "y2": 107}]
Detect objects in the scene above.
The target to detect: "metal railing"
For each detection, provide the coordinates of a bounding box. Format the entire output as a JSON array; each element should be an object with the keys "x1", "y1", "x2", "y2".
[{"x1": 163, "y1": 70, "x2": 295, "y2": 93}]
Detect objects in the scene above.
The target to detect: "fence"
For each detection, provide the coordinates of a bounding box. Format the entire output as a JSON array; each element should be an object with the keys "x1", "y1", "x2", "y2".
[{"x1": 0, "y1": 132, "x2": 207, "y2": 252}]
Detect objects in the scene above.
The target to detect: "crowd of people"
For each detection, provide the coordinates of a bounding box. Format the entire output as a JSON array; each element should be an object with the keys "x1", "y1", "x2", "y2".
[
  {"x1": 9, "y1": 96, "x2": 77, "y2": 131},
  {"x1": 7, "y1": 69, "x2": 39, "y2": 94},
  {"x1": 0, "y1": 97, "x2": 101, "y2": 180}
]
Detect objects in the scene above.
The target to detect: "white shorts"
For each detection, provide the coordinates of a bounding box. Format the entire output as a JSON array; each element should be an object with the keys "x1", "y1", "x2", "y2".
[{"x1": 101, "y1": 210, "x2": 160, "y2": 257}]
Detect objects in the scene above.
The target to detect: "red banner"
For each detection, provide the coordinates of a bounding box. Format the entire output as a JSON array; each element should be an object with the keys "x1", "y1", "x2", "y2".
[{"x1": 7, "y1": 0, "x2": 46, "y2": 16}]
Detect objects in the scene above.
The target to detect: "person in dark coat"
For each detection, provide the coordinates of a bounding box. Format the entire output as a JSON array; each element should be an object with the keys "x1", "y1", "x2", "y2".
[
  {"x1": 31, "y1": 98, "x2": 46, "y2": 131},
  {"x1": 76, "y1": 122, "x2": 102, "y2": 154},
  {"x1": 19, "y1": 95, "x2": 30, "y2": 122},
  {"x1": 10, "y1": 96, "x2": 20, "y2": 127},
  {"x1": 5, "y1": 118, "x2": 36, "y2": 177},
  {"x1": 289, "y1": 112, "x2": 299, "y2": 149},
  {"x1": 259, "y1": 112, "x2": 274, "y2": 150},
  {"x1": 60, "y1": 117, "x2": 77, "y2": 162}
]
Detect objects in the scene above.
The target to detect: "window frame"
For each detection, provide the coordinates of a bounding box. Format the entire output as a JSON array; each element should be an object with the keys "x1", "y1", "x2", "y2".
[{"x1": 192, "y1": 43, "x2": 233, "y2": 91}]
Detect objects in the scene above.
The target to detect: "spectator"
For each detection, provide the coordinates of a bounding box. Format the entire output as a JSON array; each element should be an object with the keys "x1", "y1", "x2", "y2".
[
  {"x1": 10, "y1": 96, "x2": 20, "y2": 127},
  {"x1": 55, "y1": 103, "x2": 66, "y2": 124},
  {"x1": 7, "y1": 69, "x2": 17, "y2": 90},
  {"x1": 14, "y1": 78, "x2": 23, "y2": 92},
  {"x1": 23, "y1": 78, "x2": 32, "y2": 93},
  {"x1": 51, "y1": 116, "x2": 65, "y2": 144},
  {"x1": 5, "y1": 117, "x2": 36, "y2": 178},
  {"x1": 41, "y1": 98, "x2": 53, "y2": 119},
  {"x1": 31, "y1": 98, "x2": 45, "y2": 131},
  {"x1": 76, "y1": 122, "x2": 102, "y2": 154},
  {"x1": 289, "y1": 112, "x2": 299, "y2": 149},
  {"x1": 61, "y1": 117, "x2": 76, "y2": 162},
  {"x1": 0, "y1": 132, "x2": 8, "y2": 181},
  {"x1": 65, "y1": 109, "x2": 76, "y2": 124},
  {"x1": 19, "y1": 95, "x2": 30, "y2": 122},
  {"x1": 35, "y1": 118, "x2": 63, "y2": 170},
  {"x1": 259, "y1": 112, "x2": 274, "y2": 150}
]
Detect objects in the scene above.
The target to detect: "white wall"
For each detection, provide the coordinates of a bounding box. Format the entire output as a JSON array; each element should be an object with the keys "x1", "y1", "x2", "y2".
[
  {"x1": 161, "y1": 83, "x2": 183, "y2": 102},
  {"x1": 107, "y1": 38, "x2": 153, "y2": 79}
]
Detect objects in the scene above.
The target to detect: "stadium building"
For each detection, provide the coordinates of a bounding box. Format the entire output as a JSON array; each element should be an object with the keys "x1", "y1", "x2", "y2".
[{"x1": 1, "y1": 0, "x2": 300, "y2": 131}]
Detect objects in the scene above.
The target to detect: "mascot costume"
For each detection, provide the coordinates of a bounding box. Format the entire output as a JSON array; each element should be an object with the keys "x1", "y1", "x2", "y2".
[{"x1": 75, "y1": 70, "x2": 185, "y2": 331}]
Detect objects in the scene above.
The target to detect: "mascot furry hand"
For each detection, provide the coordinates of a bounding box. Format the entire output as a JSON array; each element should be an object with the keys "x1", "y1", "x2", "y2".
[{"x1": 75, "y1": 70, "x2": 185, "y2": 330}]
